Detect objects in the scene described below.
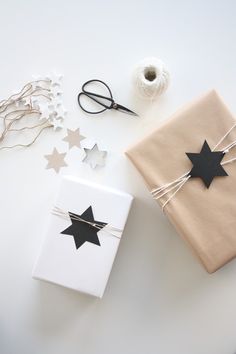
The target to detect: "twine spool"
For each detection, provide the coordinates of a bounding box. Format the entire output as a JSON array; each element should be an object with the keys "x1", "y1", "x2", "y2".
[{"x1": 132, "y1": 57, "x2": 170, "y2": 100}]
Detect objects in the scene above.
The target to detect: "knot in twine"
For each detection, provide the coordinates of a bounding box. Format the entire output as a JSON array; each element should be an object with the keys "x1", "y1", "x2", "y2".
[{"x1": 132, "y1": 57, "x2": 170, "y2": 100}]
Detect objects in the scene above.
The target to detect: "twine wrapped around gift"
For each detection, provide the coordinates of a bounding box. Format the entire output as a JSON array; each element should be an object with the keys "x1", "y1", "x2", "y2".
[
  {"x1": 151, "y1": 122, "x2": 236, "y2": 210},
  {"x1": 126, "y1": 90, "x2": 236, "y2": 273},
  {"x1": 52, "y1": 206, "x2": 122, "y2": 239}
]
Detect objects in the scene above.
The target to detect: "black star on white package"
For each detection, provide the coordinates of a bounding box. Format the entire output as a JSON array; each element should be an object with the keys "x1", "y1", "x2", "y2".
[
  {"x1": 61, "y1": 206, "x2": 107, "y2": 249},
  {"x1": 32, "y1": 176, "x2": 133, "y2": 297}
]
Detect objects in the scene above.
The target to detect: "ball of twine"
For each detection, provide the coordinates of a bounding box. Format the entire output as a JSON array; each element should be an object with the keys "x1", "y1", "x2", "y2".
[{"x1": 132, "y1": 57, "x2": 170, "y2": 100}]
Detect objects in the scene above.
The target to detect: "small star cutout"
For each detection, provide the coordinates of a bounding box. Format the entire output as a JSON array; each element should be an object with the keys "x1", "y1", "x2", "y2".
[
  {"x1": 83, "y1": 144, "x2": 107, "y2": 168},
  {"x1": 61, "y1": 206, "x2": 107, "y2": 249},
  {"x1": 44, "y1": 148, "x2": 67, "y2": 173},
  {"x1": 22, "y1": 96, "x2": 31, "y2": 107},
  {"x1": 47, "y1": 72, "x2": 63, "y2": 86},
  {"x1": 31, "y1": 96, "x2": 40, "y2": 110},
  {"x1": 63, "y1": 128, "x2": 86, "y2": 149},
  {"x1": 54, "y1": 104, "x2": 67, "y2": 120},
  {"x1": 39, "y1": 102, "x2": 53, "y2": 120},
  {"x1": 186, "y1": 140, "x2": 228, "y2": 188},
  {"x1": 49, "y1": 117, "x2": 64, "y2": 130},
  {"x1": 48, "y1": 98, "x2": 63, "y2": 114},
  {"x1": 49, "y1": 85, "x2": 63, "y2": 98}
]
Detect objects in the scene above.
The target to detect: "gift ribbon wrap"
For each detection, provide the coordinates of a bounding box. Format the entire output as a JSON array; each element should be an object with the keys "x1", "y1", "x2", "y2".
[{"x1": 126, "y1": 90, "x2": 236, "y2": 273}]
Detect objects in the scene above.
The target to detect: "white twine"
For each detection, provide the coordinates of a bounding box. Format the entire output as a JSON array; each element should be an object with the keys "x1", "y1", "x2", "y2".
[
  {"x1": 132, "y1": 57, "x2": 170, "y2": 100},
  {"x1": 151, "y1": 122, "x2": 236, "y2": 211},
  {"x1": 213, "y1": 122, "x2": 236, "y2": 150},
  {"x1": 161, "y1": 175, "x2": 191, "y2": 210},
  {"x1": 52, "y1": 206, "x2": 122, "y2": 239}
]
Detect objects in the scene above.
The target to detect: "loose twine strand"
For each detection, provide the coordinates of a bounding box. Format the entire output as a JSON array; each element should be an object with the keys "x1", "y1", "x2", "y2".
[
  {"x1": 0, "y1": 79, "x2": 53, "y2": 150},
  {"x1": 52, "y1": 206, "x2": 122, "y2": 239},
  {"x1": 151, "y1": 122, "x2": 236, "y2": 211}
]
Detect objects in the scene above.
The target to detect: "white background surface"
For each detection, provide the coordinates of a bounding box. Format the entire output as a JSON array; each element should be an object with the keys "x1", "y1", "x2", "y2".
[{"x1": 0, "y1": 1, "x2": 236, "y2": 354}]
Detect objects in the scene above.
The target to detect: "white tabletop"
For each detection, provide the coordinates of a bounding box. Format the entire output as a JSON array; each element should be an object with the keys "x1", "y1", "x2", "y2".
[{"x1": 1, "y1": 1, "x2": 236, "y2": 354}]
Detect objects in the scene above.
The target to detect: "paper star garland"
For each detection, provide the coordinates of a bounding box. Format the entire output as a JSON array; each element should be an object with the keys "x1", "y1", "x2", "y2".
[
  {"x1": 39, "y1": 102, "x2": 53, "y2": 121},
  {"x1": 63, "y1": 128, "x2": 86, "y2": 149},
  {"x1": 34, "y1": 71, "x2": 65, "y2": 128},
  {"x1": 0, "y1": 71, "x2": 68, "y2": 151},
  {"x1": 31, "y1": 96, "x2": 40, "y2": 110},
  {"x1": 186, "y1": 140, "x2": 228, "y2": 188},
  {"x1": 50, "y1": 117, "x2": 64, "y2": 130},
  {"x1": 54, "y1": 104, "x2": 67, "y2": 120},
  {"x1": 22, "y1": 96, "x2": 32, "y2": 107},
  {"x1": 49, "y1": 85, "x2": 63, "y2": 98},
  {"x1": 61, "y1": 206, "x2": 107, "y2": 249},
  {"x1": 44, "y1": 148, "x2": 67, "y2": 173},
  {"x1": 35, "y1": 91, "x2": 66, "y2": 129},
  {"x1": 46, "y1": 104, "x2": 66, "y2": 130},
  {"x1": 46, "y1": 72, "x2": 63, "y2": 87}
]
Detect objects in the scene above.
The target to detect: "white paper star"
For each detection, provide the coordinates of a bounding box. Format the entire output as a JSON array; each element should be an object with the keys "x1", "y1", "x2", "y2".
[
  {"x1": 83, "y1": 144, "x2": 107, "y2": 168},
  {"x1": 55, "y1": 104, "x2": 67, "y2": 120},
  {"x1": 39, "y1": 102, "x2": 53, "y2": 120},
  {"x1": 31, "y1": 96, "x2": 41, "y2": 110},
  {"x1": 50, "y1": 117, "x2": 64, "y2": 130},
  {"x1": 22, "y1": 96, "x2": 32, "y2": 107},
  {"x1": 47, "y1": 72, "x2": 63, "y2": 86},
  {"x1": 49, "y1": 85, "x2": 63, "y2": 98},
  {"x1": 49, "y1": 96, "x2": 62, "y2": 111}
]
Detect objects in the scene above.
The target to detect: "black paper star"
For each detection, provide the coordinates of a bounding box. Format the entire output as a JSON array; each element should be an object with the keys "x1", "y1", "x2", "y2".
[
  {"x1": 61, "y1": 206, "x2": 107, "y2": 249},
  {"x1": 186, "y1": 140, "x2": 228, "y2": 188}
]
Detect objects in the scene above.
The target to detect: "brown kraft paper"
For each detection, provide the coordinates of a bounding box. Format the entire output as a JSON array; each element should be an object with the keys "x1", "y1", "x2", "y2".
[{"x1": 126, "y1": 90, "x2": 236, "y2": 273}]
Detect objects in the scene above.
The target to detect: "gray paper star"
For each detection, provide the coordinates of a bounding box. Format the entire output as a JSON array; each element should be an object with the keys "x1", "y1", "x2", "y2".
[
  {"x1": 83, "y1": 144, "x2": 107, "y2": 168},
  {"x1": 63, "y1": 128, "x2": 86, "y2": 149},
  {"x1": 44, "y1": 148, "x2": 67, "y2": 173}
]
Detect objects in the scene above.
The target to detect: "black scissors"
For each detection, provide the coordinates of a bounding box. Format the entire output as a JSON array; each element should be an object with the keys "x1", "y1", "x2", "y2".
[{"x1": 78, "y1": 79, "x2": 138, "y2": 117}]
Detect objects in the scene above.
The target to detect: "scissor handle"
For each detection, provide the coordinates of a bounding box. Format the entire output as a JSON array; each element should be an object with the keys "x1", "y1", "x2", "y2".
[
  {"x1": 82, "y1": 80, "x2": 113, "y2": 99},
  {"x1": 78, "y1": 79, "x2": 114, "y2": 114}
]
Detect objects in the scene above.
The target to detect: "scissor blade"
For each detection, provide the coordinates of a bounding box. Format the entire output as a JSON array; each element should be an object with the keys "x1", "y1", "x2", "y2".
[{"x1": 115, "y1": 103, "x2": 139, "y2": 117}]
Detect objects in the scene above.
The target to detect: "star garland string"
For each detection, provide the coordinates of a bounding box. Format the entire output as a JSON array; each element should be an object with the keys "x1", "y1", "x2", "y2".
[
  {"x1": 0, "y1": 72, "x2": 66, "y2": 150},
  {"x1": 0, "y1": 73, "x2": 108, "y2": 172}
]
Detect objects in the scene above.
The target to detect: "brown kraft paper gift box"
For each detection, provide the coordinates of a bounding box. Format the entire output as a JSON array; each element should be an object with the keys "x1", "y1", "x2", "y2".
[{"x1": 126, "y1": 90, "x2": 236, "y2": 273}]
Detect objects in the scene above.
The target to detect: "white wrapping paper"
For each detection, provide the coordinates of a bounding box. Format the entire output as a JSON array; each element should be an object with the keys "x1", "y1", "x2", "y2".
[{"x1": 32, "y1": 176, "x2": 133, "y2": 297}]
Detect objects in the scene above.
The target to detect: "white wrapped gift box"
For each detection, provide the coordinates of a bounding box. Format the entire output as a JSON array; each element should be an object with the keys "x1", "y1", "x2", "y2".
[{"x1": 32, "y1": 176, "x2": 133, "y2": 298}]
